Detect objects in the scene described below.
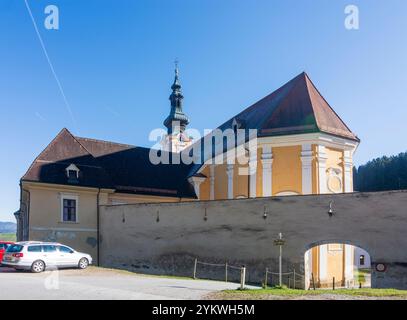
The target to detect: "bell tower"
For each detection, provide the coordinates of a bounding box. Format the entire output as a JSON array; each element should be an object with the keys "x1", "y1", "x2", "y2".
[{"x1": 162, "y1": 62, "x2": 192, "y2": 153}]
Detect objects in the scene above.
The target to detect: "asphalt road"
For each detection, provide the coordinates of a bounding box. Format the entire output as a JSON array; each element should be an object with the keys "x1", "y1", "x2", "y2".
[{"x1": 0, "y1": 266, "x2": 249, "y2": 300}]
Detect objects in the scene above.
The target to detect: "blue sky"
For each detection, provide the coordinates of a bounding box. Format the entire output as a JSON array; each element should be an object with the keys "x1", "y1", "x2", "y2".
[{"x1": 1, "y1": 0, "x2": 406, "y2": 221}]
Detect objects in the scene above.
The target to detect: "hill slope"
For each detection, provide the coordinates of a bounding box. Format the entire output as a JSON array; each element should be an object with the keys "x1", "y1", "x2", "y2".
[{"x1": 0, "y1": 221, "x2": 16, "y2": 233}]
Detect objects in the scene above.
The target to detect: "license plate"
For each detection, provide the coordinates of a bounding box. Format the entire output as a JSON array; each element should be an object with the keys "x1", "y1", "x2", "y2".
[{"x1": 4, "y1": 257, "x2": 12, "y2": 261}]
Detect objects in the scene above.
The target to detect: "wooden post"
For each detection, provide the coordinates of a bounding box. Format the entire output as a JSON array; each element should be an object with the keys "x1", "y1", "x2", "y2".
[
  {"x1": 193, "y1": 258, "x2": 197, "y2": 279},
  {"x1": 264, "y1": 268, "x2": 268, "y2": 289},
  {"x1": 279, "y1": 240, "x2": 282, "y2": 287},
  {"x1": 225, "y1": 262, "x2": 228, "y2": 282},
  {"x1": 288, "y1": 276, "x2": 290, "y2": 288},
  {"x1": 293, "y1": 269, "x2": 296, "y2": 289},
  {"x1": 240, "y1": 266, "x2": 246, "y2": 290},
  {"x1": 333, "y1": 277, "x2": 335, "y2": 290},
  {"x1": 311, "y1": 273, "x2": 316, "y2": 290}
]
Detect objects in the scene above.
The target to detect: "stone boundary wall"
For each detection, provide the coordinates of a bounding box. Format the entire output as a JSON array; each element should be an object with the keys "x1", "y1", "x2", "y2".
[{"x1": 100, "y1": 190, "x2": 407, "y2": 288}]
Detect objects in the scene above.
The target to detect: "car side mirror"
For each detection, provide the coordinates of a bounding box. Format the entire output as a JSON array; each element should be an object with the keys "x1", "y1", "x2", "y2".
[{"x1": 70, "y1": 251, "x2": 74, "y2": 254}]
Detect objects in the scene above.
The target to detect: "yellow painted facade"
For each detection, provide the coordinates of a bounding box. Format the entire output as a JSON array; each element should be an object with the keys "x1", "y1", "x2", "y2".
[
  {"x1": 309, "y1": 243, "x2": 355, "y2": 288},
  {"x1": 198, "y1": 166, "x2": 211, "y2": 200},
  {"x1": 272, "y1": 146, "x2": 302, "y2": 195},
  {"x1": 196, "y1": 142, "x2": 349, "y2": 200},
  {"x1": 214, "y1": 164, "x2": 227, "y2": 200},
  {"x1": 326, "y1": 244, "x2": 345, "y2": 285},
  {"x1": 234, "y1": 159, "x2": 249, "y2": 198}
]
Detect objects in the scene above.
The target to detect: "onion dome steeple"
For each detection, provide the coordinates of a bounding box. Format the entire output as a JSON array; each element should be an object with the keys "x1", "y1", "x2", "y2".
[{"x1": 164, "y1": 61, "x2": 190, "y2": 134}]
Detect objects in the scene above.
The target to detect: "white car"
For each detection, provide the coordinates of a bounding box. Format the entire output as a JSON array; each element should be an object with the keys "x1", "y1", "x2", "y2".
[{"x1": 1, "y1": 241, "x2": 92, "y2": 273}]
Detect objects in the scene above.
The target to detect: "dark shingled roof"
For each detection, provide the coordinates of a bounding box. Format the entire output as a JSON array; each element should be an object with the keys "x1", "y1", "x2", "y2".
[
  {"x1": 22, "y1": 128, "x2": 196, "y2": 198},
  {"x1": 218, "y1": 72, "x2": 359, "y2": 141},
  {"x1": 187, "y1": 72, "x2": 359, "y2": 178}
]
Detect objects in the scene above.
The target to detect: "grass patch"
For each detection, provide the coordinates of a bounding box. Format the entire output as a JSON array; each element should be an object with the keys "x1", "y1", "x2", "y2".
[
  {"x1": 219, "y1": 287, "x2": 407, "y2": 299},
  {"x1": 0, "y1": 233, "x2": 16, "y2": 241}
]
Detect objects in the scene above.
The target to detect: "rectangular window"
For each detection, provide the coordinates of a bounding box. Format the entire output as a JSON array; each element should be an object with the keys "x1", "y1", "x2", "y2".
[
  {"x1": 58, "y1": 246, "x2": 74, "y2": 254},
  {"x1": 62, "y1": 197, "x2": 77, "y2": 222},
  {"x1": 28, "y1": 245, "x2": 42, "y2": 252},
  {"x1": 42, "y1": 245, "x2": 57, "y2": 252},
  {"x1": 68, "y1": 170, "x2": 78, "y2": 179}
]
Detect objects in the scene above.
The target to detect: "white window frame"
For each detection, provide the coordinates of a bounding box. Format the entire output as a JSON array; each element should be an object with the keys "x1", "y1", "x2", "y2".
[
  {"x1": 65, "y1": 164, "x2": 80, "y2": 179},
  {"x1": 60, "y1": 193, "x2": 79, "y2": 223}
]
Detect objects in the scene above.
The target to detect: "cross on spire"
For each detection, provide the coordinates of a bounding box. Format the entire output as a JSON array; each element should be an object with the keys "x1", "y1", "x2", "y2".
[
  {"x1": 163, "y1": 61, "x2": 189, "y2": 135},
  {"x1": 174, "y1": 58, "x2": 179, "y2": 75}
]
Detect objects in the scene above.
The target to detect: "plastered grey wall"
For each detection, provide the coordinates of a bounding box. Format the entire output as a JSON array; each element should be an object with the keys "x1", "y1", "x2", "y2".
[{"x1": 100, "y1": 190, "x2": 407, "y2": 288}]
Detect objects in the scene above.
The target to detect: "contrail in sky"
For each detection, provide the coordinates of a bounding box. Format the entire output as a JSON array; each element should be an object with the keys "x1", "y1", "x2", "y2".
[{"x1": 24, "y1": 0, "x2": 77, "y2": 130}]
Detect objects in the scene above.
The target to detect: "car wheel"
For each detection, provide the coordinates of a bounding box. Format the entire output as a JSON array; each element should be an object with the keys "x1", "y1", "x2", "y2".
[
  {"x1": 31, "y1": 260, "x2": 46, "y2": 273},
  {"x1": 78, "y1": 258, "x2": 89, "y2": 269}
]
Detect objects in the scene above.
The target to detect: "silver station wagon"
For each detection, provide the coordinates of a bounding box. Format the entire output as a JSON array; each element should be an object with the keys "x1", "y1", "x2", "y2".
[{"x1": 1, "y1": 241, "x2": 92, "y2": 273}]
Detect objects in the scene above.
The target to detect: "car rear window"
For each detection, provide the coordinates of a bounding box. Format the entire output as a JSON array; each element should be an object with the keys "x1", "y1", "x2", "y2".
[
  {"x1": 28, "y1": 245, "x2": 42, "y2": 252},
  {"x1": 6, "y1": 244, "x2": 23, "y2": 253},
  {"x1": 0, "y1": 244, "x2": 9, "y2": 250},
  {"x1": 42, "y1": 245, "x2": 57, "y2": 252}
]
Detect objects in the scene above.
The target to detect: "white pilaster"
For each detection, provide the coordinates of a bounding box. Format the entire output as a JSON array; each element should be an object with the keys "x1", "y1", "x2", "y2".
[
  {"x1": 209, "y1": 165, "x2": 215, "y2": 200},
  {"x1": 249, "y1": 149, "x2": 257, "y2": 198},
  {"x1": 188, "y1": 176, "x2": 206, "y2": 200},
  {"x1": 343, "y1": 150, "x2": 353, "y2": 193},
  {"x1": 301, "y1": 144, "x2": 313, "y2": 195},
  {"x1": 344, "y1": 244, "x2": 354, "y2": 283},
  {"x1": 304, "y1": 249, "x2": 312, "y2": 290},
  {"x1": 261, "y1": 145, "x2": 273, "y2": 197},
  {"x1": 317, "y1": 145, "x2": 328, "y2": 194},
  {"x1": 319, "y1": 244, "x2": 328, "y2": 281},
  {"x1": 226, "y1": 164, "x2": 234, "y2": 199}
]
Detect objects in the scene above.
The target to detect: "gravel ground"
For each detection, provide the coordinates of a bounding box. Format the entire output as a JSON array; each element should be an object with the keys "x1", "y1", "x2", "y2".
[{"x1": 0, "y1": 266, "x2": 252, "y2": 300}]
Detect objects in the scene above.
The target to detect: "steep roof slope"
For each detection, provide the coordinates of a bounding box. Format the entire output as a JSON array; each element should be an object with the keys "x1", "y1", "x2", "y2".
[
  {"x1": 22, "y1": 128, "x2": 112, "y2": 188},
  {"x1": 187, "y1": 72, "x2": 359, "y2": 178},
  {"x1": 218, "y1": 72, "x2": 358, "y2": 141}
]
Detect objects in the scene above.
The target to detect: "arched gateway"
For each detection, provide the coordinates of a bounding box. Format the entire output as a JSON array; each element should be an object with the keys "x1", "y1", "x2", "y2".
[{"x1": 304, "y1": 241, "x2": 371, "y2": 289}]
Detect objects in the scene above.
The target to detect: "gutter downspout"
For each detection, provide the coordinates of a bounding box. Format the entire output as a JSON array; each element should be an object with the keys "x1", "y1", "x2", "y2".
[
  {"x1": 20, "y1": 180, "x2": 30, "y2": 241},
  {"x1": 97, "y1": 188, "x2": 101, "y2": 266}
]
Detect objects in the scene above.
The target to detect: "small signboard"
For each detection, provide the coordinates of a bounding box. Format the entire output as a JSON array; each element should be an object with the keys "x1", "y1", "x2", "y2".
[{"x1": 274, "y1": 239, "x2": 285, "y2": 246}]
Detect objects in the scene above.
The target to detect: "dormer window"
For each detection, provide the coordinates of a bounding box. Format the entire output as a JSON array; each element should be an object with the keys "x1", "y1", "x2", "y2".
[{"x1": 65, "y1": 164, "x2": 79, "y2": 183}]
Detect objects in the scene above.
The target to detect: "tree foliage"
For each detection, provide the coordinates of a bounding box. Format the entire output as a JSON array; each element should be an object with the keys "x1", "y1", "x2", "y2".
[{"x1": 354, "y1": 152, "x2": 407, "y2": 192}]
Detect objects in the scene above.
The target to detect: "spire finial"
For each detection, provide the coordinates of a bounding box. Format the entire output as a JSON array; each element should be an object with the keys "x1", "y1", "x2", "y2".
[
  {"x1": 174, "y1": 58, "x2": 179, "y2": 77},
  {"x1": 164, "y1": 60, "x2": 189, "y2": 134}
]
